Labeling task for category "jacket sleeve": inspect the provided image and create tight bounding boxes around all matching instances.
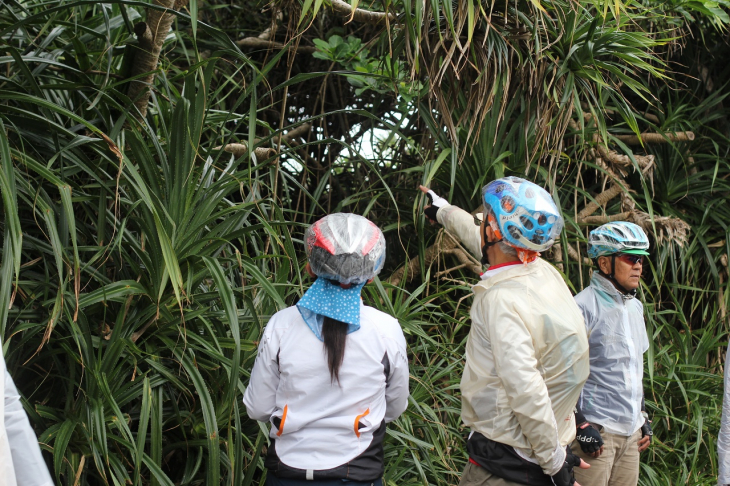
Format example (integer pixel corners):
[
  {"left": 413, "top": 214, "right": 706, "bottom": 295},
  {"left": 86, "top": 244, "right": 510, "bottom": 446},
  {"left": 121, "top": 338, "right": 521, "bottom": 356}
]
[
  {"left": 718, "top": 347, "right": 730, "bottom": 485},
  {"left": 636, "top": 301, "right": 650, "bottom": 354},
  {"left": 574, "top": 292, "right": 594, "bottom": 410},
  {"left": 384, "top": 323, "right": 409, "bottom": 423},
  {"left": 436, "top": 205, "right": 483, "bottom": 260},
  {"left": 3, "top": 357, "right": 54, "bottom": 486},
  {"left": 475, "top": 288, "right": 566, "bottom": 476},
  {"left": 243, "top": 326, "right": 280, "bottom": 422}
]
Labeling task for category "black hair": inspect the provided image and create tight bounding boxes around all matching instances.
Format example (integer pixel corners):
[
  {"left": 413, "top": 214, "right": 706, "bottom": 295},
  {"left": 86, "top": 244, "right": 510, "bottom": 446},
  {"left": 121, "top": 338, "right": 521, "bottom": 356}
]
[{"left": 322, "top": 316, "right": 348, "bottom": 384}]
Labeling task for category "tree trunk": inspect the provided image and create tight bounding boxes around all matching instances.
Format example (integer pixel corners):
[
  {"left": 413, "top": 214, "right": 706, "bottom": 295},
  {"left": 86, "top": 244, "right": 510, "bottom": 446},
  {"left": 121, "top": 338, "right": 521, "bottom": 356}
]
[{"left": 127, "top": 0, "right": 188, "bottom": 119}]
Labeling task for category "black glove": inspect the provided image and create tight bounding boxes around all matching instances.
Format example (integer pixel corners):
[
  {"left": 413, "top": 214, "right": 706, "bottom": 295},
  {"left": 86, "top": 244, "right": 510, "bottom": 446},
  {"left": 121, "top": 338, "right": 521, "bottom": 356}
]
[
  {"left": 641, "top": 418, "right": 653, "bottom": 443},
  {"left": 575, "top": 422, "right": 603, "bottom": 454},
  {"left": 551, "top": 450, "right": 582, "bottom": 486},
  {"left": 424, "top": 204, "right": 440, "bottom": 222},
  {"left": 422, "top": 188, "right": 449, "bottom": 223}
]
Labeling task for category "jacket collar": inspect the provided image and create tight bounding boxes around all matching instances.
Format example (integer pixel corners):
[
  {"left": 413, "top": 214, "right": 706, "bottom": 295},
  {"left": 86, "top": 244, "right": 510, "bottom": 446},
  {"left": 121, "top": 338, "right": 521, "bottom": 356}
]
[
  {"left": 591, "top": 272, "right": 635, "bottom": 303},
  {"left": 473, "top": 258, "right": 543, "bottom": 291}
]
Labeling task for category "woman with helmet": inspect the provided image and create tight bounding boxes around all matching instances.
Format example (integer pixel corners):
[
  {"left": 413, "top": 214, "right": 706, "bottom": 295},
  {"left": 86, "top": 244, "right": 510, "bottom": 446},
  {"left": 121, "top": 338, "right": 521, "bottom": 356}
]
[
  {"left": 243, "top": 213, "right": 409, "bottom": 486},
  {"left": 419, "top": 178, "right": 590, "bottom": 486},
  {"left": 570, "top": 222, "right": 653, "bottom": 486}
]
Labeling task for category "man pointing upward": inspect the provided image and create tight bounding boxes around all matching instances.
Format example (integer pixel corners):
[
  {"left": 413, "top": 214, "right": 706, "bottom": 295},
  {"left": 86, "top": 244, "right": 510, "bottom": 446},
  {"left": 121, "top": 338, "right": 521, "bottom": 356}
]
[{"left": 419, "top": 180, "right": 590, "bottom": 486}]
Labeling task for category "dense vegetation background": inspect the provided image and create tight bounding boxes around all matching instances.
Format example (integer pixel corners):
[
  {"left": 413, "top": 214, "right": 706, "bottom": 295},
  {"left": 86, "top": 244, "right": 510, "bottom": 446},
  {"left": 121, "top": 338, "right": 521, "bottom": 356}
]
[{"left": 1, "top": 0, "right": 729, "bottom": 484}]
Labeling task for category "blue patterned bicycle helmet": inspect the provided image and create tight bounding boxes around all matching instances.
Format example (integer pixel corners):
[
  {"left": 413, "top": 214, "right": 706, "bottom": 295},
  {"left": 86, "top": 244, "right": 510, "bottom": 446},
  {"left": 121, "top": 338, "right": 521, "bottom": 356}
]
[
  {"left": 482, "top": 177, "right": 564, "bottom": 252},
  {"left": 587, "top": 222, "right": 650, "bottom": 259}
]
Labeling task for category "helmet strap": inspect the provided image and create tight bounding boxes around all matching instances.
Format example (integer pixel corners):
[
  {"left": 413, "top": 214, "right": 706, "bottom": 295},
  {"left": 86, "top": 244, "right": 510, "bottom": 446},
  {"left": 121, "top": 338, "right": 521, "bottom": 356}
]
[
  {"left": 480, "top": 223, "right": 502, "bottom": 265},
  {"left": 608, "top": 253, "right": 616, "bottom": 282},
  {"left": 597, "top": 254, "right": 635, "bottom": 296}
]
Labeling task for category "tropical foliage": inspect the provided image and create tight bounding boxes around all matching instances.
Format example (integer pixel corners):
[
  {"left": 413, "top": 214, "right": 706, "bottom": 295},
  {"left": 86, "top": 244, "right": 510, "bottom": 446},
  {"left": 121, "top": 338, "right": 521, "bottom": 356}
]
[{"left": 0, "top": 0, "right": 729, "bottom": 485}]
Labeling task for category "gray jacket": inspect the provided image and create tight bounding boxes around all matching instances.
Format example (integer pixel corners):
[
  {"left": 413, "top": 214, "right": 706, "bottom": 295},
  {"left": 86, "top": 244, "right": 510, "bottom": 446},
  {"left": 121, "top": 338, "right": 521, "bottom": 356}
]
[{"left": 575, "top": 272, "right": 649, "bottom": 436}]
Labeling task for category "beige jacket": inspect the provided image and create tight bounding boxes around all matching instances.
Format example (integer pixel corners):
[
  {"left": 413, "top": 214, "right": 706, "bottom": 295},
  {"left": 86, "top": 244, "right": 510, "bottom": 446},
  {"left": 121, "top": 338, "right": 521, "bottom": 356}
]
[{"left": 438, "top": 205, "right": 590, "bottom": 476}]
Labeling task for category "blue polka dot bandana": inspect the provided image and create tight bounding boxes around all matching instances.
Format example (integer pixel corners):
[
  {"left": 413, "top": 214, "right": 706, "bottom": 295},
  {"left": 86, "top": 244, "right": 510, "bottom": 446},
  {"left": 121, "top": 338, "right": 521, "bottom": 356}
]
[{"left": 296, "top": 277, "right": 365, "bottom": 341}]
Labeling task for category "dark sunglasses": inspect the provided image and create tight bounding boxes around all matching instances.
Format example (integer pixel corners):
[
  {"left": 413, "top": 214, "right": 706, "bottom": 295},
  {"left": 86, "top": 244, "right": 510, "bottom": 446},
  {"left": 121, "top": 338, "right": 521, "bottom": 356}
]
[{"left": 617, "top": 253, "right": 644, "bottom": 265}]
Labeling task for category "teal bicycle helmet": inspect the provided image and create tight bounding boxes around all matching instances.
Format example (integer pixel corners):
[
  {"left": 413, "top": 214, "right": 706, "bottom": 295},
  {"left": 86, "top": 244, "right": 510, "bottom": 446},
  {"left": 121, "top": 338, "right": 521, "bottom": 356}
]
[{"left": 587, "top": 222, "right": 650, "bottom": 259}]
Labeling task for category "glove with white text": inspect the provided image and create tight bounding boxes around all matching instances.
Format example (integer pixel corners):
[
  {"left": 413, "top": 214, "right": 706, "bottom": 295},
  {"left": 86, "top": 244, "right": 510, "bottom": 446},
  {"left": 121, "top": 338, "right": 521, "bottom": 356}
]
[{"left": 575, "top": 422, "right": 603, "bottom": 454}]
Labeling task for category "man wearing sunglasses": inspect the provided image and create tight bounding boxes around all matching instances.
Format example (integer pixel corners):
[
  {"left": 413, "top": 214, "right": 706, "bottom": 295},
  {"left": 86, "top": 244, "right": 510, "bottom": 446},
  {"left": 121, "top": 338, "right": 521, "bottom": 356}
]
[{"left": 571, "top": 222, "right": 653, "bottom": 486}]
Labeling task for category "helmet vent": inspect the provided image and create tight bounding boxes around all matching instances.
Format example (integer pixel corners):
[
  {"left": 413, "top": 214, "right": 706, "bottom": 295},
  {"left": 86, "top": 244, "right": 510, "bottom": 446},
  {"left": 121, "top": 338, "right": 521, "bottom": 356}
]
[
  {"left": 520, "top": 215, "right": 534, "bottom": 230},
  {"left": 501, "top": 196, "right": 516, "bottom": 213},
  {"left": 481, "top": 177, "right": 563, "bottom": 252}
]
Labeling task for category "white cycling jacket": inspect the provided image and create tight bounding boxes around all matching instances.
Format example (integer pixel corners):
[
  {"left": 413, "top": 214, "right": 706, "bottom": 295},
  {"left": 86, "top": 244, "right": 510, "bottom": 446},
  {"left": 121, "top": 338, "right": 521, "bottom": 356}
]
[
  {"left": 0, "top": 350, "right": 54, "bottom": 486},
  {"left": 719, "top": 347, "right": 730, "bottom": 485},
  {"left": 575, "top": 272, "right": 649, "bottom": 436},
  {"left": 437, "top": 204, "right": 590, "bottom": 476},
  {"left": 243, "top": 305, "right": 409, "bottom": 472}
]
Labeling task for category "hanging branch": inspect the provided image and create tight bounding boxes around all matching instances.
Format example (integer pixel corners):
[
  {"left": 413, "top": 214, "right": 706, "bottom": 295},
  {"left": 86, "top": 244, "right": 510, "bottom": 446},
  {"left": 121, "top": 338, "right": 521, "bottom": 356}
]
[
  {"left": 576, "top": 184, "right": 626, "bottom": 222},
  {"left": 216, "top": 144, "right": 277, "bottom": 160},
  {"left": 595, "top": 146, "right": 655, "bottom": 173},
  {"left": 580, "top": 211, "right": 632, "bottom": 225},
  {"left": 213, "top": 124, "right": 312, "bottom": 160},
  {"left": 628, "top": 211, "right": 691, "bottom": 246},
  {"left": 442, "top": 247, "right": 482, "bottom": 273},
  {"left": 330, "top": 0, "right": 396, "bottom": 24},
  {"left": 570, "top": 116, "right": 694, "bottom": 178},
  {"left": 127, "top": 0, "right": 189, "bottom": 119},
  {"left": 565, "top": 243, "right": 593, "bottom": 265},
  {"left": 236, "top": 10, "right": 316, "bottom": 52},
  {"left": 254, "top": 11, "right": 280, "bottom": 41},
  {"left": 279, "top": 123, "right": 312, "bottom": 145},
  {"left": 613, "top": 131, "right": 695, "bottom": 145},
  {"left": 552, "top": 243, "right": 564, "bottom": 271},
  {"left": 387, "top": 230, "right": 481, "bottom": 286}
]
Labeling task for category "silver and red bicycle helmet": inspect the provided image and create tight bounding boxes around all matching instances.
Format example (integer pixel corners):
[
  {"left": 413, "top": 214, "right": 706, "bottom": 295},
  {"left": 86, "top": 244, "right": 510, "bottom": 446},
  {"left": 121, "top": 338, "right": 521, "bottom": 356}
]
[{"left": 304, "top": 213, "right": 386, "bottom": 286}]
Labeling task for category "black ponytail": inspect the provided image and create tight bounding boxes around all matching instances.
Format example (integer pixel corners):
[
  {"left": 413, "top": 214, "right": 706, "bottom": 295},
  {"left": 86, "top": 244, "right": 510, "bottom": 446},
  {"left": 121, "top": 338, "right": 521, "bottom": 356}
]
[{"left": 322, "top": 316, "right": 348, "bottom": 384}]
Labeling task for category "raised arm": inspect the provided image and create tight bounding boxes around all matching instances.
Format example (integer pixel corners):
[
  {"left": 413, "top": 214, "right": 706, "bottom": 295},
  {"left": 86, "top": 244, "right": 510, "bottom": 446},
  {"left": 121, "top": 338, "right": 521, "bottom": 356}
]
[{"left": 419, "top": 185, "right": 482, "bottom": 259}]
